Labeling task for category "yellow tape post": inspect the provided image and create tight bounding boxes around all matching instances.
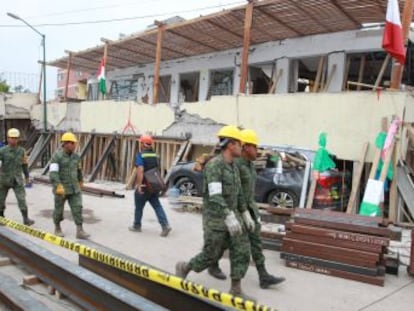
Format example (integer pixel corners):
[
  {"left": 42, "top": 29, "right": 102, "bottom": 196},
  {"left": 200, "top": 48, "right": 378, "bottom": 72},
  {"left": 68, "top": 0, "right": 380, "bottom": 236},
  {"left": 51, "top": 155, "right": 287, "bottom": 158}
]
[{"left": 0, "top": 217, "right": 276, "bottom": 311}]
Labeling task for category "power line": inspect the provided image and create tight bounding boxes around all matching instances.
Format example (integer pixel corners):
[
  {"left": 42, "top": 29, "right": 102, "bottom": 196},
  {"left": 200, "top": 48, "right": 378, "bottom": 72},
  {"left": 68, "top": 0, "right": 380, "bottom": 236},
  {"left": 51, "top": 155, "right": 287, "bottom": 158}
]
[
  {"left": 20, "top": 0, "right": 163, "bottom": 19},
  {"left": 0, "top": 2, "right": 244, "bottom": 28}
]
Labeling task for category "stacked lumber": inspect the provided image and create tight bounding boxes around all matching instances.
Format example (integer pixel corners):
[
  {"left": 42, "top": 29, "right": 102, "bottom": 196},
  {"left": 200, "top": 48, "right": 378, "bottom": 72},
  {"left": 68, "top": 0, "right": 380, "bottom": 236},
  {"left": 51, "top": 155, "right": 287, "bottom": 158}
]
[{"left": 281, "top": 209, "right": 393, "bottom": 286}]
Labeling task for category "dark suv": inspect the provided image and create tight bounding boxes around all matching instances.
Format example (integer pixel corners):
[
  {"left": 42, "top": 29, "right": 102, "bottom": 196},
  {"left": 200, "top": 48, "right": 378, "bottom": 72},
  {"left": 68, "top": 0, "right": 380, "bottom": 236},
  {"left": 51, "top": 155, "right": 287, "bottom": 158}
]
[{"left": 169, "top": 146, "right": 351, "bottom": 210}]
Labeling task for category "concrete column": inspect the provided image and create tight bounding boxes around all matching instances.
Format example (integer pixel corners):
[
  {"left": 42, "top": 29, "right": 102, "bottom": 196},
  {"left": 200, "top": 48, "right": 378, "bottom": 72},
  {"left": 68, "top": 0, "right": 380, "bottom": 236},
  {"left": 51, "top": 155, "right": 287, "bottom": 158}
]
[
  {"left": 289, "top": 59, "right": 299, "bottom": 93},
  {"left": 199, "top": 69, "right": 210, "bottom": 101},
  {"left": 327, "top": 52, "right": 346, "bottom": 92},
  {"left": 275, "top": 58, "right": 290, "bottom": 94},
  {"left": 170, "top": 72, "right": 180, "bottom": 104}
]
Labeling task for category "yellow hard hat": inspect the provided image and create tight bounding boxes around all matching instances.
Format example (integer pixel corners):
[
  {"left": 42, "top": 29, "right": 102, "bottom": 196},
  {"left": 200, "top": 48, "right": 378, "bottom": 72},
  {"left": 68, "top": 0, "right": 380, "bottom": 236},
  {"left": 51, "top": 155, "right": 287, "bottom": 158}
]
[
  {"left": 217, "top": 125, "right": 241, "bottom": 141},
  {"left": 240, "top": 129, "right": 259, "bottom": 146},
  {"left": 61, "top": 132, "right": 78, "bottom": 143},
  {"left": 7, "top": 128, "right": 20, "bottom": 138}
]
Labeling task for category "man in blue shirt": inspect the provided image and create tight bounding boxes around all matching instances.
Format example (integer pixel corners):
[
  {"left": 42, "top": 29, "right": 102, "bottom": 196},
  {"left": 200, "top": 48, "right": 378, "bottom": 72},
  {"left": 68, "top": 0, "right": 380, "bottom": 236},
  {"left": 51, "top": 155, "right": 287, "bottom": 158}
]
[{"left": 129, "top": 134, "right": 171, "bottom": 237}]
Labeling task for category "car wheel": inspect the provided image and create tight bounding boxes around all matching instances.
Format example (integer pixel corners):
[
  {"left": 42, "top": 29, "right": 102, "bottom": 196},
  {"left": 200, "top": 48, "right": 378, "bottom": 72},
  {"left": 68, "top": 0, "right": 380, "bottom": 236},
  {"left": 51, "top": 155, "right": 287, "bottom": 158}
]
[
  {"left": 175, "top": 177, "right": 199, "bottom": 196},
  {"left": 267, "top": 189, "right": 298, "bottom": 208}
]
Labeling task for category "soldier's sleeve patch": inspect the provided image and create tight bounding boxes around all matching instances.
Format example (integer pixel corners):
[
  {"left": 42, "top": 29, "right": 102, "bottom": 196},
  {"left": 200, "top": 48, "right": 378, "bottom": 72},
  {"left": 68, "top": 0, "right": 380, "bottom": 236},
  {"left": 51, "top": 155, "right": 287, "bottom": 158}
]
[
  {"left": 50, "top": 163, "right": 59, "bottom": 172},
  {"left": 208, "top": 182, "right": 222, "bottom": 195}
]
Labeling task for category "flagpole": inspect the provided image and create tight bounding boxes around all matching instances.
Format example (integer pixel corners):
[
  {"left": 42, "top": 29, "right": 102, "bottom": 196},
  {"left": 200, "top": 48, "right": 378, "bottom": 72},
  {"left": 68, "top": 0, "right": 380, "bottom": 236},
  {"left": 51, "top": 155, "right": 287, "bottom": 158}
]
[{"left": 390, "top": 0, "right": 414, "bottom": 89}]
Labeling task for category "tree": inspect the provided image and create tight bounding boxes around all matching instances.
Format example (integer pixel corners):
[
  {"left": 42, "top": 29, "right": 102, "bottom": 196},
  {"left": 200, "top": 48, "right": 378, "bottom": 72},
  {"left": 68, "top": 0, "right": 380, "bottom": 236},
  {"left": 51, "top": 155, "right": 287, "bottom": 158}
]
[{"left": 0, "top": 79, "right": 10, "bottom": 93}]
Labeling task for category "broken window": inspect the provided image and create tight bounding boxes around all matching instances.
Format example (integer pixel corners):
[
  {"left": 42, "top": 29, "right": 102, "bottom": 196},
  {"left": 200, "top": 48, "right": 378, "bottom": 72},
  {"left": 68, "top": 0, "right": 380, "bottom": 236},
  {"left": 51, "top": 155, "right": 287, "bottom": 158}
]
[
  {"left": 157, "top": 75, "right": 172, "bottom": 103},
  {"left": 294, "top": 56, "right": 326, "bottom": 93},
  {"left": 109, "top": 79, "right": 138, "bottom": 101},
  {"left": 207, "top": 69, "right": 234, "bottom": 99},
  {"left": 248, "top": 65, "right": 272, "bottom": 94},
  {"left": 179, "top": 72, "right": 200, "bottom": 103},
  {"left": 344, "top": 52, "right": 392, "bottom": 91}
]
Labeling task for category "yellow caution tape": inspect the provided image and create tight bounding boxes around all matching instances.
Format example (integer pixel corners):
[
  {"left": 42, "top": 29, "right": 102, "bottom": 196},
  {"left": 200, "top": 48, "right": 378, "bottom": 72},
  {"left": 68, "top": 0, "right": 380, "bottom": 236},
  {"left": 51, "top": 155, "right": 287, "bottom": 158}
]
[{"left": 0, "top": 217, "right": 276, "bottom": 311}]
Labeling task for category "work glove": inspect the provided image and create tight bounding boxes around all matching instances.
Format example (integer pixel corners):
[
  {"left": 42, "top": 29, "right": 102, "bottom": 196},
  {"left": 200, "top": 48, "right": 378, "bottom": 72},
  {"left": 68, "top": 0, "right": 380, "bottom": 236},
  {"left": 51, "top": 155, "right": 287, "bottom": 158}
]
[
  {"left": 55, "top": 184, "right": 65, "bottom": 196},
  {"left": 224, "top": 211, "right": 242, "bottom": 237},
  {"left": 242, "top": 210, "right": 256, "bottom": 232},
  {"left": 79, "top": 181, "right": 84, "bottom": 188}
]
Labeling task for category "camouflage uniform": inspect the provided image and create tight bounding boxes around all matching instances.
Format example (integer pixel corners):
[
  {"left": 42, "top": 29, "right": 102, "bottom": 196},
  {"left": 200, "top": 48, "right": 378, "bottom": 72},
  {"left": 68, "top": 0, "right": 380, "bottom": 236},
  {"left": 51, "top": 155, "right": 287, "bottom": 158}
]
[
  {"left": 189, "top": 154, "right": 251, "bottom": 280},
  {"left": 236, "top": 157, "right": 265, "bottom": 268},
  {"left": 0, "top": 145, "right": 30, "bottom": 216},
  {"left": 49, "top": 149, "right": 83, "bottom": 225}
]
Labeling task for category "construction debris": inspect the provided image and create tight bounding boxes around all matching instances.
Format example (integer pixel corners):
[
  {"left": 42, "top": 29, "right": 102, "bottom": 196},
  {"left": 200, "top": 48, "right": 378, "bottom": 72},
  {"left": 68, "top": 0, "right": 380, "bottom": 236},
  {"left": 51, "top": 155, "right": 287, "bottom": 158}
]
[{"left": 281, "top": 209, "right": 401, "bottom": 286}]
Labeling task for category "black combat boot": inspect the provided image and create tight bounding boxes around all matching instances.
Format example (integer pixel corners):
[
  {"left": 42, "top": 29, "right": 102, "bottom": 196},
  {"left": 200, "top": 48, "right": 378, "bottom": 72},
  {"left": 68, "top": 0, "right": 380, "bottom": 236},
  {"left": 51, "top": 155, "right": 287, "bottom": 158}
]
[
  {"left": 229, "top": 279, "right": 256, "bottom": 302},
  {"left": 208, "top": 263, "right": 227, "bottom": 280},
  {"left": 22, "top": 211, "right": 34, "bottom": 226},
  {"left": 257, "top": 265, "right": 285, "bottom": 289},
  {"left": 175, "top": 261, "right": 191, "bottom": 278}
]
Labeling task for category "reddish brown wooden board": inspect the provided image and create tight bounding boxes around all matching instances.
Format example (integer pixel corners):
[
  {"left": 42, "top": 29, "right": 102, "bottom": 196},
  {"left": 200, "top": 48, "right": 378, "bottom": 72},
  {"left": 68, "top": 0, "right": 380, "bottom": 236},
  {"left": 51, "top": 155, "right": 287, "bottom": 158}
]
[
  {"left": 285, "top": 232, "right": 383, "bottom": 253},
  {"left": 288, "top": 224, "right": 389, "bottom": 247},
  {"left": 285, "top": 260, "right": 385, "bottom": 287}
]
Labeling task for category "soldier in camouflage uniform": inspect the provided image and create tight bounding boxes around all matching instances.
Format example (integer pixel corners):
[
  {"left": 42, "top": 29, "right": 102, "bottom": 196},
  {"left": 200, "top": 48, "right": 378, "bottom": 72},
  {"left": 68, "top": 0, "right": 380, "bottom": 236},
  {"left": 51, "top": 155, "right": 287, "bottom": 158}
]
[
  {"left": 209, "top": 129, "right": 285, "bottom": 288},
  {"left": 176, "top": 125, "right": 256, "bottom": 300},
  {"left": 0, "top": 128, "right": 34, "bottom": 225},
  {"left": 49, "top": 132, "right": 89, "bottom": 239}
]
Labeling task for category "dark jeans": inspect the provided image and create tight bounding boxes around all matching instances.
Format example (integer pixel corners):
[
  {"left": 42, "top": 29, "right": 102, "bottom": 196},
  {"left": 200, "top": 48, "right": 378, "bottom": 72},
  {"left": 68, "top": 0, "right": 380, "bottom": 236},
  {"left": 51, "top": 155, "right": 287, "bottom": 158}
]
[{"left": 134, "top": 190, "right": 169, "bottom": 228}]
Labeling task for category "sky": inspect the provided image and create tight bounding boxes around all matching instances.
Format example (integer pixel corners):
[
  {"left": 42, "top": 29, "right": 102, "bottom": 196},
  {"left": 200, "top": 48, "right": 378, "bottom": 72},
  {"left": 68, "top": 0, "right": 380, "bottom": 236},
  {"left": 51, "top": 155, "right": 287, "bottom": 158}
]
[{"left": 0, "top": 0, "right": 244, "bottom": 98}]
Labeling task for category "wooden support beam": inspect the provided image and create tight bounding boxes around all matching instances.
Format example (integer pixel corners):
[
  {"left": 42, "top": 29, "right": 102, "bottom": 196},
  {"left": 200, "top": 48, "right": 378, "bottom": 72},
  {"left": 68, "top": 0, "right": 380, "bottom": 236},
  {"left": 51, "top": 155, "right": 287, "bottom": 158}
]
[
  {"left": 28, "top": 133, "right": 53, "bottom": 169},
  {"left": 346, "top": 142, "right": 369, "bottom": 214},
  {"left": 153, "top": 23, "right": 165, "bottom": 104},
  {"left": 357, "top": 55, "right": 366, "bottom": 91},
  {"left": 88, "top": 135, "right": 116, "bottom": 182},
  {"left": 239, "top": 0, "right": 254, "bottom": 94},
  {"left": 390, "top": 0, "right": 414, "bottom": 89},
  {"left": 313, "top": 56, "right": 325, "bottom": 92},
  {"left": 374, "top": 54, "right": 391, "bottom": 90},
  {"left": 64, "top": 52, "right": 72, "bottom": 101}
]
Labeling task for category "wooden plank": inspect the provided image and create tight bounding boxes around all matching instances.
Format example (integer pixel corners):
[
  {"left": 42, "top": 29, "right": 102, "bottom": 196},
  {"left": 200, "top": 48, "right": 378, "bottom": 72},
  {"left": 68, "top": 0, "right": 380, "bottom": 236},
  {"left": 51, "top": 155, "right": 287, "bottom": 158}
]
[
  {"left": 238, "top": 0, "right": 254, "bottom": 94},
  {"left": 285, "top": 260, "right": 384, "bottom": 286},
  {"left": 285, "top": 232, "right": 383, "bottom": 253},
  {"left": 293, "top": 217, "right": 391, "bottom": 238},
  {"left": 313, "top": 56, "right": 325, "bottom": 92},
  {"left": 374, "top": 54, "right": 390, "bottom": 90},
  {"left": 164, "top": 141, "right": 189, "bottom": 183},
  {"left": 28, "top": 133, "right": 53, "bottom": 169},
  {"left": 88, "top": 136, "right": 116, "bottom": 182},
  {"left": 182, "top": 142, "right": 192, "bottom": 162},
  {"left": 153, "top": 23, "right": 165, "bottom": 104},
  {"left": 346, "top": 142, "right": 369, "bottom": 213},
  {"left": 356, "top": 55, "right": 366, "bottom": 91},
  {"left": 283, "top": 238, "right": 380, "bottom": 262},
  {"left": 281, "top": 253, "right": 384, "bottom": 276},
  {"left": 388, "top": 141, "right": 400, "bottom": 223},
  {"left": 282, "top": 239, "right": 380, "bottom": 268},
  {"left": 305, "top": 177, "right": 317, "bottom": 209},
  {"left": 64, "top": 52, "right": 72, "bottom": 101},
  {"left": 288, "top": 224, "right": 389, "bottom": 247}
]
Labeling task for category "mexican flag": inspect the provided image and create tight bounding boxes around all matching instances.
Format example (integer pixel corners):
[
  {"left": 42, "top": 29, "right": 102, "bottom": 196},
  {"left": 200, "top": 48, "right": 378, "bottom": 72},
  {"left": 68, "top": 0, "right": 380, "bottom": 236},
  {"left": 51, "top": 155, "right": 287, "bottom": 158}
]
[
  {"left": 97, "top": 58, "right": 107, "bottom": 95},
  {"left": 382, "top": 0, "right": 405, "bottom": 64}
]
